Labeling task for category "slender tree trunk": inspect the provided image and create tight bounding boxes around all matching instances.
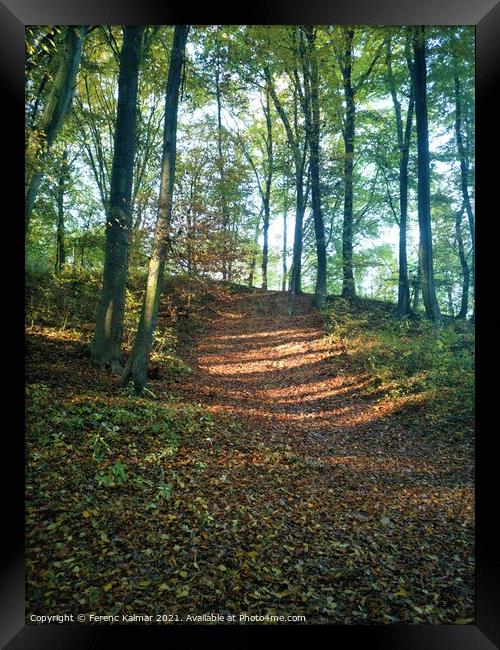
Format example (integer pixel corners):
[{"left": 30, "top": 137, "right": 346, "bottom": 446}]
[
  {"left": 453, "top": 65, "right": 475, "bottom": 322},
  {"left": 261, "top": 85, "right": 273, "bottom": 290},
  {"left": 302, "top": 27, "right": 327, "bottom": 309},
  {"left": 339, "top": 28, "right": 356, "bottom": 300},
  {"left": 55, "top": 149, "right": 69, "bottom": 274},
  {"left": 247, "top": 216, "right": 261, "bottom": 287},
  {"left": 290, "top": 176, "right": 305, "bottom": 298},
  {"left": 387, "top": 36, "right": 414, "bottom": 317},
  {"left": 90, "top": 26, "right": 144, "bottom": 370},
  {"left": 282, "top": 179, "right": 288, "bottom": 292},
  {"left": 412, "top": 27, "right": 441, "bottom": 323},
  {"left": 215, "top": 44, "right": 230, "bottom": 281},
  {"left": 261, "top": 194, "right": 270, "bottom": 290},
  {"left": 266, "top": 68, "right": 306, "bottom": 309},
  {"left": 25, "top": 26, "right": 87, "bottom": 232},
  {"left": 455, "top": 207, "right": 470, "bottom": 319},
  {"left": 122, "top": 25, "right": 188, "bottom": 394}
]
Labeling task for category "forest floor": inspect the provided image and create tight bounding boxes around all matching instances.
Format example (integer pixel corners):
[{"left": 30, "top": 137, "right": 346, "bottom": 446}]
[{"left": 26, "top": 288, "right": 474, "bottom": 625}]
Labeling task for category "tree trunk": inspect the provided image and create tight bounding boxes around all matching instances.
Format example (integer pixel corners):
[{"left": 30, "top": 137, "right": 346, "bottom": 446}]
[
  {"left": 266, "top": 68, "right": 306, "bottom": 309},
  {"left": 282, "top": 179, "right": 288, "bottom": 292},
  {"left": 339, "top": 28, "right": 357, "bottom": 300},
  {"left": 455, "top": 208, "right": 470, "bottom": 319},
  {"left": 247, "top": 216, "right": 261, "bottom": 287},
  {"left": 289, "top": 177, "right": 305, "bottom": 299},
  {"left": 261, "top": 194, "right": 270, "bottom": 290},
  {"left": 90, "top": 26, "right": 144, "bottom": 370},
  {"left": 25, "top": 26, "right": 87, "bottom": 232},
  {"left": 303, "top": 27, "right": 327, "bottom": 309},
  {"left": 453, "top": 64, "right": 475, "bottom": 322},
  {"left": 261, "top": 85, "right": 273, "bottom": 290},
  {"left": 412, "top": 27, "right": 441, "bottom": 323},
  {"left": 387, "top": 36, "right": 414, "bottom": 318},
  {"left": 215, "top": 43, "right": 230, "bottom": 281},
  {"left": 55, "top": 149, "right": 69, "bottom": 274},
  {"left": 122, "top": 25, "right": 188, "bottom": 394}
]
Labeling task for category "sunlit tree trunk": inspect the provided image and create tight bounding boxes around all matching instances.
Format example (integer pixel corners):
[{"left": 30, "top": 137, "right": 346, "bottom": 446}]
[
  {"left": 90, "top": 26, "right": 144, "bottom": 370},
  {"left": 412, "top": 26, "right": 441, "bottom": 323},
  {"left": 247, "top": 215, "right": 261, "bottom": 288},
  {"left": 122, "top": 25, "right": 188, "bottom": 394},
  {"left": 261, "top": 85, "right": 273, "bottom": 290},
  {"left": 266, "top": 68, "right": 307, "bottom": 309},
  {"left": 25, "top": 26, "right": 87, "bottom": 232},
  {"left": 387, "top": 35, "right": 414, "bottom": 318},
  {"left": 282, "top": 179, "right": 288, "bottom": 292}
]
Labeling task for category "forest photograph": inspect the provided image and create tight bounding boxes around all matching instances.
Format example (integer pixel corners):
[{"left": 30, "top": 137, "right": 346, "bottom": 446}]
[{"left": 25, "top": 24, "right": 475, "bottom": 626}]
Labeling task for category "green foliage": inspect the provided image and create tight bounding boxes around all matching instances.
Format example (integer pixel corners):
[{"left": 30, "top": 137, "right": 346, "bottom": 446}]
[
  {"left": 26, "top": 269, "right": 101, "bottom": 331},
  {"left": 327, "top": 298, "right": 474, "bottom": 432}
]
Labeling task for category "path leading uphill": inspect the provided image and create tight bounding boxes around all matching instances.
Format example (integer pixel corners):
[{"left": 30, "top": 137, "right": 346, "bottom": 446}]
[{"left": 169, "top": 290, "right": 474, "bottom": 623}]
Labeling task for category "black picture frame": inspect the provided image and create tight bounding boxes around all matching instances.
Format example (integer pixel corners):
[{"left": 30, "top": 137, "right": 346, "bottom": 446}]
[{"left": 7, "top": 0, "right": 499, "bottom": 647}]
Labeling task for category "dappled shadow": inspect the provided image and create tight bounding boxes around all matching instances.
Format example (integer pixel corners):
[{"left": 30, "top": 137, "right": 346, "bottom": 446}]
[{"left": 26, "top": 288, "right": 474, "bottom": 624}]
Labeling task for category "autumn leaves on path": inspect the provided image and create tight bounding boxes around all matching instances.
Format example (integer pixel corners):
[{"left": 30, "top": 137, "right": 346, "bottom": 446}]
[{"left": 172, "top": 290, "right": 474, "bottom": 623}]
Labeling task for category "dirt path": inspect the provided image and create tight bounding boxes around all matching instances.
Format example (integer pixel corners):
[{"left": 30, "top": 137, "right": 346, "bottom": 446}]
[{"left": 169, "top": 290, "right": 474, "bottom": 623}]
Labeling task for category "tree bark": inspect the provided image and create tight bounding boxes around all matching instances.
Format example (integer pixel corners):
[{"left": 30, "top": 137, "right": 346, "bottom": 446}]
[
  {"left": 339, "top": 28, "right": 356, "bottom": 300},
  {"left": 455, "top": 207, "right": 470, "bottom": 319},
  {"left": 266, "top": 68, "right": 307, "bottom": 308},
  {"left": 282, "top": 178, "right": 289, "bottom": 292},
  {"left": 247, "top": 215, "right": 261, "bottom": 288},
  {"left": 90, "top": 26, "right": 144, "bottom": 370},
  {"left": 412, "top": 27, "right": 441, "bottom": 323},
  {"left": 122, "top": 25, "right": 188, "bottom": 394},
  {"left": 25, "top": 26, "right": 87, "bottom": 232},
  {"left": 261, "top": 84, "right": 273, "bottom": 290},
  {"left": 55, "top": 149, "right": 69, "bottom": 274},
  {"left": 387, "top": 36, "right": 414, "bottom": 317},
  {"left": 215, "top": 39, "right": 230, "bottom": 281},
  {"left": 453, "top": 62, "right": 475, "bottom": 321},
  {"left": 302, "top": 27, "right": 327, "bottom": 309}
]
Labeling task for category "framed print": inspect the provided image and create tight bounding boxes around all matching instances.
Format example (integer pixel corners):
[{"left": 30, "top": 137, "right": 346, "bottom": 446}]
[{"left": 5, "top": 0, "right": 499, "bottom": 647}]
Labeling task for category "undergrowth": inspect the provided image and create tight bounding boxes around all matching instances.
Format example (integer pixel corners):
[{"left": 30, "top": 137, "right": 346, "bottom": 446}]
[{"left": 327, "top": 298, "right": 474, "bottom": 434}]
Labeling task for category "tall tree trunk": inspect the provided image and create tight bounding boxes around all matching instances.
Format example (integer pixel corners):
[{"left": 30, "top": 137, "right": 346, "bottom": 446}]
[
  {"left": 261, "top": 194, "right": 270, "bottom": 290},
  {"left": 122, "top": 25, "right": 188, "bottom": 394},
  {"left": 453, "top": 62, "right": 475, "bottom": 321},
  {"left": 282, "top": 178, "right": 288, "bottom": 292},
  {"left": 290, "top": 177, "right": 305, "bottom": 299},
  {"left": 342, "top": 28, "right": 356, "bottom": 300},
  {"left": 261, "top": 84, "right": 273, "bottom": 290},
  {"left": 55, "top": 149, "right": 69, "bottom": 274},
  {"left": 90, "top": 26, "right": 144, "bottom": 370},
  {"left": 302, "top": 27, "right": 327, "bottom": 309},
  {"left": 25, "top": 26, "right": 87, "bottom": 232},
  {"left": 455, "top": 207, "right": 470, "bottom": 319},
  {"left": 266, "top": 68, "right": 306, "bottom": 309},
  {"left": 339, "top": 28, "right": 356, "bottom": 300},
  {"left": 412, "top": 27, "right": 441, "bottom": 323},
  {"left": 387, "top": 36, "right": 414, "bottom": 317},
  {"left": 215, "top": 42, "right": 230, "bottom": 281},
  {"left": 247, "top": 215, "right": 261, "bottom": 287}
]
